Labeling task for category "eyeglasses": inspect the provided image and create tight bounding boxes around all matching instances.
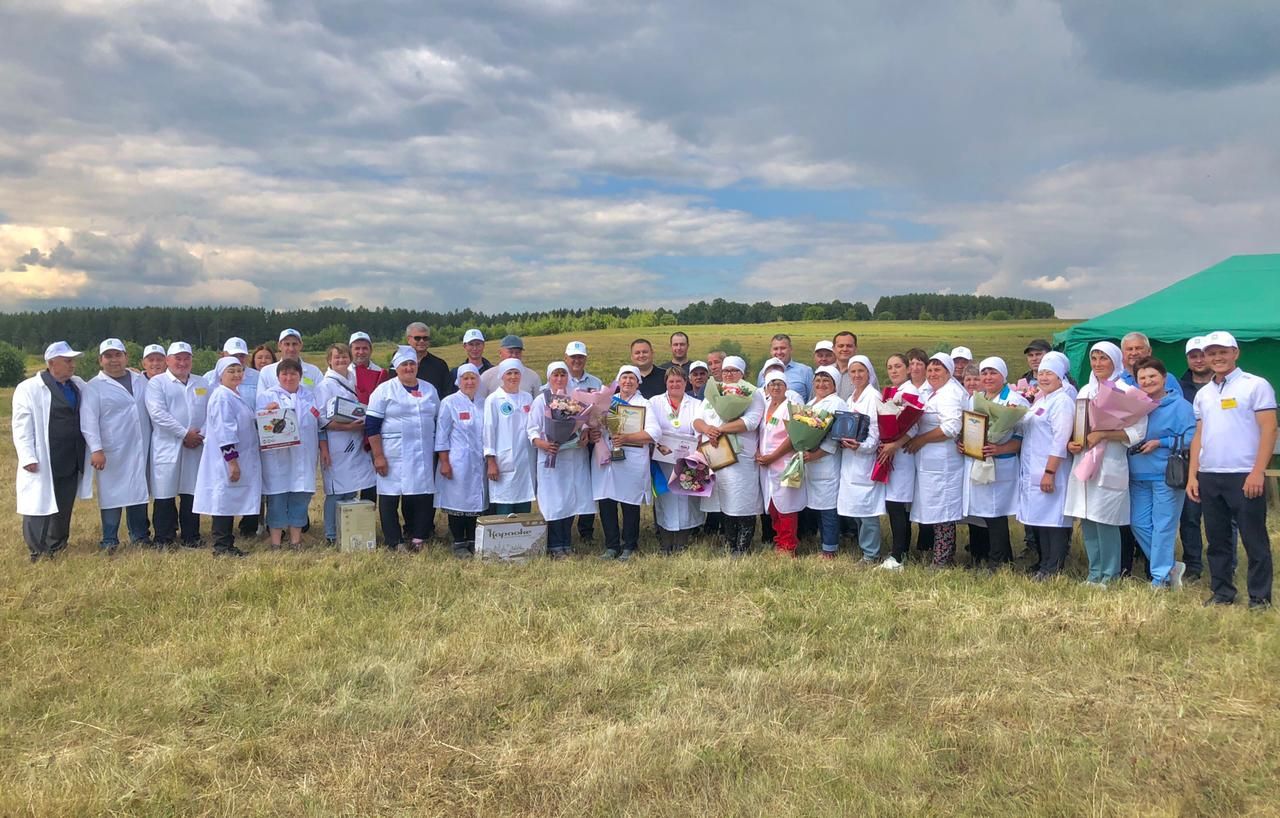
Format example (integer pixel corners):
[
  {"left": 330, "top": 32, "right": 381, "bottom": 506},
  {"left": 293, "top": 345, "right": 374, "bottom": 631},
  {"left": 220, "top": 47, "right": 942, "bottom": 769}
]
[{"left": 411, "top": 335, "right": 430, "bottom": 342}]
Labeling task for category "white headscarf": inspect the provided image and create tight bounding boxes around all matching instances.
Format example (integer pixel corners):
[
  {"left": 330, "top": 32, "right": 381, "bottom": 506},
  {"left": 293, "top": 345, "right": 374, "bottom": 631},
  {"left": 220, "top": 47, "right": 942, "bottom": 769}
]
[
  {"left": 497, "top": 358, "right": 522, "bottom": 376},
  {"left": 763, "top": 371, "right": 787, "bottom": 386},
  {"left": 814, "top": 364, "right": 841, "bottom": 385},
  {"left": 978, "top": 356, "right": 1008, "bottom": 381},
  {"left": 848, "top": 354, "right": 879, "bottom": 388},
  {"left": 616, "top": 365, "right": 642, "bottom": 381},
  {"left": 1038, "top": 351, "right": 1070, "bottom": 380},
  {"left": 722, "top": 355, "right": 747, "bottom": 374},
  {"left": 1087, "top": 341, "right": 1123, "bottom": 388},
  {"left": 928, "top": 352, "right": 955, "bottom": 377},
  {"left": 546, "top": 360, "right": 569, "bottom": 380},
  {"left": 454, "top": 362, "right": 480, "bottom": 386},
  {"left": 391, "top": 345, "right": 417, "bottom": 369},
  {"left": 213, "top": 355, "right": 243, "bottom": 383}
]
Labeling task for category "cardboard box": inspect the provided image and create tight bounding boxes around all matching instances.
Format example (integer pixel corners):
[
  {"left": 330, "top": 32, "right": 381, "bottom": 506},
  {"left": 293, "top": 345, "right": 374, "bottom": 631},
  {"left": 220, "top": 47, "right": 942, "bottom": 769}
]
[
  {"left": 256, "top": 407, "right": 301, "bottom": 450},
  {"left": 337, "top": 499, "right": 377, "bottom": 552},
  {"left": 327, "top": 395, "right": 366, "bottom": 423},
  {"left": 475, "top": 513, "right": 547, "bottom": 563}
]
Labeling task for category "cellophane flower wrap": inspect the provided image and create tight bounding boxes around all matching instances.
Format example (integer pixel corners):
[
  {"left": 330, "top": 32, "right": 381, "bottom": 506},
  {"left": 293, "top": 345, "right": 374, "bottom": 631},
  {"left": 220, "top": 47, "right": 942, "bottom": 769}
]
[
  {"left": 543, "top": 393, "right": 586, "bottom": 468},
  {"left": 871, "top": 387, "right": 925, "bottom": 483},
  {"left": 570, "top": 383, "right": 620, "bottom": 466},
  {"left": 1014, "top": 377, "right": 1040, "bottom": 404},
  {"left": 704, "top": 380, "right": 757, "bottom": 422},
  {"left": 1071, "top": 378, "right": 1157, "bottom": 482},
  {"left": 969, "top": 390, "right": 1030, "bottom": 484},
  {"left": 779, "top": 403, "right": 834, "bottom": 489},
  {"left": 667, "top": 452, "right": 714, "bottom": 497}
]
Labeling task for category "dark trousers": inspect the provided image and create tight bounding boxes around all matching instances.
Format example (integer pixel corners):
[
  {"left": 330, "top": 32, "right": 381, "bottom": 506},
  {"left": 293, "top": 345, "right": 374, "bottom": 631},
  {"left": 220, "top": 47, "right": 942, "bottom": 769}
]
[
  {"left": 211, "top": 515, "right": 237, "bottom": 552},
  {"left": 1119, "top": 525, "right": 1150, "bottom": 580},
  {"left": 1200, "top": 472, "right": 1272, "bottom": 604},
  {"left": 598, "top": 499, "right": 640, "bottom": 552},
  {"left": 759, "top": 511, "right": 775, "bottom": 543},
  {"left": 22, "top": 472, "right": 79, "bottom": 558},
  {"left": 547, "top": 517, "right": 574, "bottom": 554},
  {"left": 703, "top": 510, "right": 723, "bottom": 537},
  {"left": 798, "top": 507, "right": 820, "bottom": 540},
  {"left": 1180, "top": 497, "right": 1237, "bottom": 574},
  {"left": 1034, "top": 525, "right": 1072, "bottom": 575},
  {"left": 380, "top": 493, "right": 433, "bottom": 546},
  {"left": 721, "top": 514, "right": 756, "bottom": 553},
  {"left": 153, "top": 494, "right": 199, "bottom": 545},
  {"left": 969, "top": 517, "right": 1013, "bottom": 566},
  {"left": 886, "top": 501, "right": 911, "bottom": 560},
  {"left": 447, "top": 514, "right": 477, "bottom": 546},
  {"left": 576, "top": 513, "right": 596, "bottom": 543},
  {"left": 239, "top": 513, "right": 261, "bottom": 537},
  {"left": 917, "top": 523, "right": 935, "bottom": 551}
]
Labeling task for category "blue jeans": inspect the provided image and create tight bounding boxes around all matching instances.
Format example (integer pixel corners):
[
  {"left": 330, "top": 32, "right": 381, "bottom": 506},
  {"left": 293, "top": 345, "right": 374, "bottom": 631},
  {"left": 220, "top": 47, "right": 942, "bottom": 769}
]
[
  {"left": 100, "top": 504, "right": 150, "bottom": 547},
  {"left": 266, "top": 492, "right": 313, "bottom": 530},
  {"left": 820, "top": 508, "right": 880, "bottom": 559},
  {"left": 1081, "top": 520, "right": 1121, "bottom": 582},
  {"left": 1130, "top": 478, "right": 1184, "bottom": 586}
]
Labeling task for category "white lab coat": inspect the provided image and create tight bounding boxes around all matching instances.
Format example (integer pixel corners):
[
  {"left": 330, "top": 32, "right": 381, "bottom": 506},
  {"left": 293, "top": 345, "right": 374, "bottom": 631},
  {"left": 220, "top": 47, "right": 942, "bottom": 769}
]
[
  {"left": 1063, "top": 379, "right": 1146, "bottom": 526},
  {"left": 758, "top": 398, "right": 807, "bottom": 514},
  {"left": 435, "top": 391, "right": 487, "bottom": 514},
  {"left": 910, "top": 379, "right": 967, "bottom": 525},
  {"left": 80, "top": 370, "right": 151, "bottom": 509},
  {"left": 529, "top": 391, "right": 595, "bottom": 521},
  {"left": 476, "top": 363, "right": 541, "bottom": 405},
  {"left": 964, "top": 387, "right": 1030, "bottom": 518},
  {"left": 11, "top": 373, "right": 93, "bottom": 516},
  {"left": 366, "top": 378, "right": 439, "bottom": 496},
  {"left": 883, "top": 382, "right": 921, "bottom": 504},
  {"left": 314, "top": 370, "right": 376, "bottom": 496},
  {"left": 593, "top": 392, "right": 661, "bottom": 506},
  {"left": 837, "top": 386, "right": 885, "bottom": 518},
  {"left": 146, "top": 370, "right": 209, "bottom": 499},
  {"left": 804, "top": 393, "right": 846, "bottom": 511},
  {"left": 649, "top": 392, "right": 706, "bottom": 530},
  {"left": 256, "top": 385, "right": 321, "bottom": 495},
  {"left": 483, "top": 388, "right": 536, "bottom": 504},
  {"left": 1017, "top": 388, "right": 1074, "bottom": 528},
  {"left": 193, "top": 385, "right": 263, "bottom": 517},
  {"left": 258, "top": 359, "right": 323, "bottom": 392},
  {"left": 697, "top": 389, "right": 764, "bottom": 516}
]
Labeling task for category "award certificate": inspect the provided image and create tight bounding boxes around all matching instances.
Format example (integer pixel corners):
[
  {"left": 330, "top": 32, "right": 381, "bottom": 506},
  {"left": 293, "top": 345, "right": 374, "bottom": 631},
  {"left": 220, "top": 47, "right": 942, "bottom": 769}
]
[
  {"left": 961, "top": 410, "right": 989, "bottom": 460},
  {"left": 1072, "top": 398, "right": 1090, "bottom": 448},
  {"left": 697, "top": 434, "right": 739, "bottom": 471}
]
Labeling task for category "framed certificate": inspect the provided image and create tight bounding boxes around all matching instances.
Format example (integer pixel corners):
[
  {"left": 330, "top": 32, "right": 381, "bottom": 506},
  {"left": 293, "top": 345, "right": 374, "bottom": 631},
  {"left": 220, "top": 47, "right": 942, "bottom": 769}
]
[
  {"left": 1072, "top": 397, "right": 1090, "bottom": 448},
  {"left": 697, "top": 434, "right": 739, "bottom": 471},
  {"left": 653, "top": 432, "right": 697, "bottom": 464},
  {"left": 614, "top": 404, "right": 647, "bottom": 445},
  {"left": 961, "top": 410, "right": 988, "bottom": 459}
]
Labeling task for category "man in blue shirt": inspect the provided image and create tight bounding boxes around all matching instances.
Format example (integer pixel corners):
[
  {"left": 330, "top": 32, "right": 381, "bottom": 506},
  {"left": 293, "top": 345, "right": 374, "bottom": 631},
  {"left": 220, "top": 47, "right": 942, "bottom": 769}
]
[{"left": 755, "top": 333, "right": 813, "bottom": 402}]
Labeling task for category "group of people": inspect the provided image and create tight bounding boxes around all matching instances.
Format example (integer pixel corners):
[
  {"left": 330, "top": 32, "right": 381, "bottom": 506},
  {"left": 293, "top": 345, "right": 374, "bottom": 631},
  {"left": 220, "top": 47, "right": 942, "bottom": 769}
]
[{"left": 11, "top": 322, "right": 1277, "bottom": 608}]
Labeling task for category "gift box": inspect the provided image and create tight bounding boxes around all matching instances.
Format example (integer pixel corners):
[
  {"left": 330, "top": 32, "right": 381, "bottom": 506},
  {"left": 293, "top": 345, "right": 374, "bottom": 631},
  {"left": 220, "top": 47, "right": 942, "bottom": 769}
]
[
  {"left": 832, "top": 410, "right": 870, "bottom": 443},
  {"left": 336, "top": 499, "right": 376, "bottom": 552},
  {"left": 327, "top": 395, "right": 366, "bottom": 423},
  {"left": 475, "top": 513, "right": 548, "bottom": 563},
  {"left": 256, "top": 407, "right": 301, "bottom": 450}
]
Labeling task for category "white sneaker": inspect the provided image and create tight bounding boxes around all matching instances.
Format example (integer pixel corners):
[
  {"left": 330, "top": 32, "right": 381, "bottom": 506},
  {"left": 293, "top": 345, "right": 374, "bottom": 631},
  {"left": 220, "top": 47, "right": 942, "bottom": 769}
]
[
  {"left": 877, "top": 556, "right": 904, "bottom": 571},
  {"left": 1169, "top": 561, "right": 1186, "bottom": 591}
]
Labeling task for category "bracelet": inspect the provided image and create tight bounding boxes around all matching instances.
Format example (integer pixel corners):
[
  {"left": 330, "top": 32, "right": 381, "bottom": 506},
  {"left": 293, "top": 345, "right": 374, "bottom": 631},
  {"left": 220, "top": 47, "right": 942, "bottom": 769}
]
[{"left": 1044, "top": 469, "right": 1055, "bottom": 475}]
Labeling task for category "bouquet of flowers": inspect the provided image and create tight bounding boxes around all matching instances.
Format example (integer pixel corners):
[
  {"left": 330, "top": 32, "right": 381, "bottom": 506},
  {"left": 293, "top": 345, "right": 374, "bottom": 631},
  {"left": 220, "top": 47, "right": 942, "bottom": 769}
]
[
  {"left": 543, "top": 394, "right": 586, "bottom": 468},
  {"left": 704, "top": 380, "right": 757, "bottom": 422},
  {"left": 1071, "top": 378, "right": 1157, "bottom": 482},
  {"left": 871, "top": 387, "right": 925, "bottom": 483},
  {"left": 968, "top": 392, "right": 1030, "bottom": 484},
  {"left": 1014, "top": 377, "right": 1039, "bottom": 404},
  {"left": 667, "top": 453, "right": 715, "bottom": 497},
  {"left": 570, "top": 383, "right": 620, "bottom": 466},
  {"left": 779, "top": 403, "right": 835, "bottom": 489}
]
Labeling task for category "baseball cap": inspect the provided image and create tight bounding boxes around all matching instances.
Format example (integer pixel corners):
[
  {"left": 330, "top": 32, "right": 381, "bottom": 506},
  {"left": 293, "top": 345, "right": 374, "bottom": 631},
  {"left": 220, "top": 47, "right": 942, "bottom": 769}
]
[
  {"left": 814, "top": 340, "right": 834, "bottom": 352},
  {"left": 1184, "top": 336, "right": 1205, "bottom": 354},
  {"left": 167, "top": 341, "right": 193, "bottom": 356},
  {"left": 762, "top": 356, "right": 784, "bottom": 371},
  {"left": 688, "top": 360, "right": 709, "bottom": 372},
  {"left": 278, "top": 328, "right": 302, "bottom": 342},
  {"left": 950, "top": 346, "right": 973, "bottom": 360},
  {"left": 565, "top": 341, "right": 588, "bottom": 357},
  {"left": 99, "top": 338, "right": 126, "bottom": 355},
  {"left": 349, "top": 331, "right": 372, "bottom": 345},
  {"left": 1201, "top": 330, "right": 1237, "bottom": 349},
  {"left": 1023, "top": 339, "right": 1052, "bottom": 354},
  {"left": 44, "top": 341, "right": 83, "bottom": 361},
  {"left": 222, "top": 337, "right": 249, "bottom": 356},
  {"left": 501, "top": 335, "right": 524, "bottom": 350},
  {"left": 463, "top": 329, "right": 485, "bottom": 344},
  {"left": 143, "top": 344, "right": 166, "bottom": 358}
]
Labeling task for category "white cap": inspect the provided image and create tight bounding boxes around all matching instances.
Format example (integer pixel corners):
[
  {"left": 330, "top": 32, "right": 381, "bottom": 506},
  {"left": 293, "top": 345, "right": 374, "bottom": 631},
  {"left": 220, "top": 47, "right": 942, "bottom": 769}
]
[
  {"left": 349, "top": 331, "right": 371, "bottom": 345},
  {"left": 616, "top": 365, "right": 642, "bottom": 381},
  {"left": 44, "top": 341, "right": 82, "bottom": 361},
  {"left": 762, "top": 356, "right": 784, "bottom": 371},
  {"left": 278, "top": 328, "right": 302, "bottom": 342},
  {"left": 222, "top": 337, "right": 249, "bottom": 356},
  {"left": 814, "top": 364, "right": 840, "bottom": 382},
  {"left": 546, "top": 360, "right": 569, "bottom": 379},
  {"left": 454, "top": 362, "right": 480, "bottom": 386},
  {"left": 722, "top": 355, "right": 747, "bottom": 373},
  {"left": 99, "top": 338, "right": 126, "bottom": 355},
  {"left": 564, "top": 341, "right": 588, "bottom": 357},
  {"left": 688, "top": 360, "right": 709, "bottom": 372},
  {"left": 167, "top": 341, "right": 192, "bottom": 356},
  {"left": 1202, "top": 330, "right": 1237, "bottom": 349},
  {"left": 814, "top": 340, "right": 834, "bottom": 352},
  {"left": 950, "top": 346, "right": 973, "bottom": 361},
  {"left": 977, "top": 356, "right": 1008, "bottom": 380},
  {"left": 764, "top": 371, "right": 787, "bottom": 386},
  {"left": 497, "top": 358, "right": 522, "bottom": 376},
  {"left": 930, "top": 352, "right": 956, "bottom": 376},
  {"left": 1038, "top": 351, "right": 1070, "bottom": 379},
  {"left": 1184, "top": 336, "right": 1205, "bottom": 353},
  {"left": 463, "top": 329, "right": 485, "bottom": 344},
  {"left": 143, "top": 344, "right": 166, "bottom": 358},
  {"left": 391, "top": 345, "right": 417, "bottom": 369}
]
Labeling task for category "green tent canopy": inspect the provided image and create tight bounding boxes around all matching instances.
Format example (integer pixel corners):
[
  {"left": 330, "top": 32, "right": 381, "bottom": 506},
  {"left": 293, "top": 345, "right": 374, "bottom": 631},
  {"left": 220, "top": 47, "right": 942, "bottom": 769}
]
[{"left": 1055, "top": 254, "right": 1280, "bottom": 390}]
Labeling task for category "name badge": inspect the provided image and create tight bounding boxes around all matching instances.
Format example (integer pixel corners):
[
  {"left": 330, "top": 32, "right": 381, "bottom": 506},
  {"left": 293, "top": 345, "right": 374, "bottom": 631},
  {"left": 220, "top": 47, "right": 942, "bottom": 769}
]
[
  {"left": 1034, "top": 407, "right": 1045, "bottom": 416},
  {"left": 459, "top": 411, "right": 471, "bottom": 420},
  {"left": 194, "top": 388, "right": 207, "bottom": 396},
  {"left": 1220, "top": 397, "right": 1238, "bottom": 410},
  {"left": 523, "top": 405, "right": 531, "bottom": 413},
  {"left": 310, "top": 406, "right": 321, "bottom": 418},
  {"left": 303, "top": 377, "right": 315, "bottom": 386},
  {"left": 768, "top": 416, "right": 778, "bottom": 425},
  {"left": 410, "top": 390, "right": 422, "bottom": 398}
]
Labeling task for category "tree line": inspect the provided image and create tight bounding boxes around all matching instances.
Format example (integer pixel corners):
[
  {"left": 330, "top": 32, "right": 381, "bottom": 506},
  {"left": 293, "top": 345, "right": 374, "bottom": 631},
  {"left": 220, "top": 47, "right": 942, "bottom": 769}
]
[{"left": 872, "top": 294, "right": 1055, "bottom": 322}]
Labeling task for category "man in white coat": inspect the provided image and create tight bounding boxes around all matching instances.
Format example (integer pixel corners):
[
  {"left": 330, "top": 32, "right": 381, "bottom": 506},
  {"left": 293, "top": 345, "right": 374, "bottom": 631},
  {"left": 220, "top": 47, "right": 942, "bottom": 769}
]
[
  {"left": 12, "top": 341, "right": 92, "bottom": 562},
  {"left": 146, "top": 341, "right": 209, "bottom": 548},
  {"left": 258, "top": 328, "right": 323, "bottom": 392},
  {"left": 81, "top": 338, "right": 152, "bottom": 553}
]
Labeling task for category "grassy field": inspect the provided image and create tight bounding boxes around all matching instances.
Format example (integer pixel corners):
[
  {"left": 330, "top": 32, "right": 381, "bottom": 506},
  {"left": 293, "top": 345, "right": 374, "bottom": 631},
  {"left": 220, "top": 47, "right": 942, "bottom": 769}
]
[{"left": 5, "top": 319, "right": 1280, "bottom": 816}]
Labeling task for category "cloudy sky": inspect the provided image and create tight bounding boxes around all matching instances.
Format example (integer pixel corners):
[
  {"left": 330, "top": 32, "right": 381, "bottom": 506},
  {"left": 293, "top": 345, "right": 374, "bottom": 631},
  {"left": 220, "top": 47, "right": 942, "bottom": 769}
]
[{"left": 1, "top": 0, "right": 1278, "bottom": 317}]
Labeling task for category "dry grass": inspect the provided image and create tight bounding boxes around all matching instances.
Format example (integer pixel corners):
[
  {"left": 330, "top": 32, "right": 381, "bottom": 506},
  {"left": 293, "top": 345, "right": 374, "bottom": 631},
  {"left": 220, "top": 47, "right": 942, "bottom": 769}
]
[{"left": 5, "top": 319, "right": 1280, "bottom": 816}]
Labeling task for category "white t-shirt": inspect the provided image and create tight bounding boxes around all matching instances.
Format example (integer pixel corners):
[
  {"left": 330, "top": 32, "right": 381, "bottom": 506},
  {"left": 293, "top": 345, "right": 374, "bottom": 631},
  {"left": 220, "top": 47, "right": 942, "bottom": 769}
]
[{"left": 1193, "top": 367, "right": 1278, "bottom": 473}]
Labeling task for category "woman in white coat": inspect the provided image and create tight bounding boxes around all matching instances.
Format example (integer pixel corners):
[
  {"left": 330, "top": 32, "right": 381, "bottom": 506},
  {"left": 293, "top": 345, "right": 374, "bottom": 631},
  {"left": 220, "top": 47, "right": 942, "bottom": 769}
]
[
  {"left": 1065, "top": 341, "right": 1147, "bottom": 585},
  {"left": 1017, "top": 351, "right": 1076, "bottom": 579},
  {"left": 649, "top": 365, "right": 706, "bottom": 555},
  {"left": 962, "top": 357, "right": 1029, "bottom": 570},
  {"left": 484, "top": 358, "right": 536, "bottom": 515},
  {"left": 366, "top": 346, "right": 440, "bottom": 551},
  {"left": 805, "top": 366, "right": 846, "bottom": 558},
  {"left": 693, "top": 355, "right": 763, "bottom": 556},
  {"left": 315, "top": 343, "right": 377, "bottom": 545},
  {"left": 194, "top": 356, "right": 262, "bottom": 558},
  {"left": 756, "top": 371, "right": 806, "bottom": 556},
  {"left": 876, "top": 353, "right": 920, "bottom": 563},
  {"left": 256, "top": 357, "right": 322, "bottom": 549},
  {"left": 81, "top": 339, "right": 152, "bottom": 551},
  {"left": 145, "top": 341, "right": 208, "bottom": 547},
  {"left": 593, "top": 366, "right": 660, "bottom": 560},
  {"left": 836, "top": 357, "right": 885, "bottom": 562},
  {"left": 436, "top": 363, "right": 488, "bottom": 558},
  {"left": 530, "top": 361, "right": 596, "bottom": 558},
  {"left": 904, "top": 353, "right": 968, "bottom": 567}
]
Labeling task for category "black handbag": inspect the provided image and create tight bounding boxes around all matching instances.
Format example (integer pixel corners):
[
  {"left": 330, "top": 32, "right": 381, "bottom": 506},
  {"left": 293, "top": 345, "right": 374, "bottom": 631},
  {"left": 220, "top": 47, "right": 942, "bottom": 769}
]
[{"left": 1165, "top": 434, "right": 1189, "bottom": 489}]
